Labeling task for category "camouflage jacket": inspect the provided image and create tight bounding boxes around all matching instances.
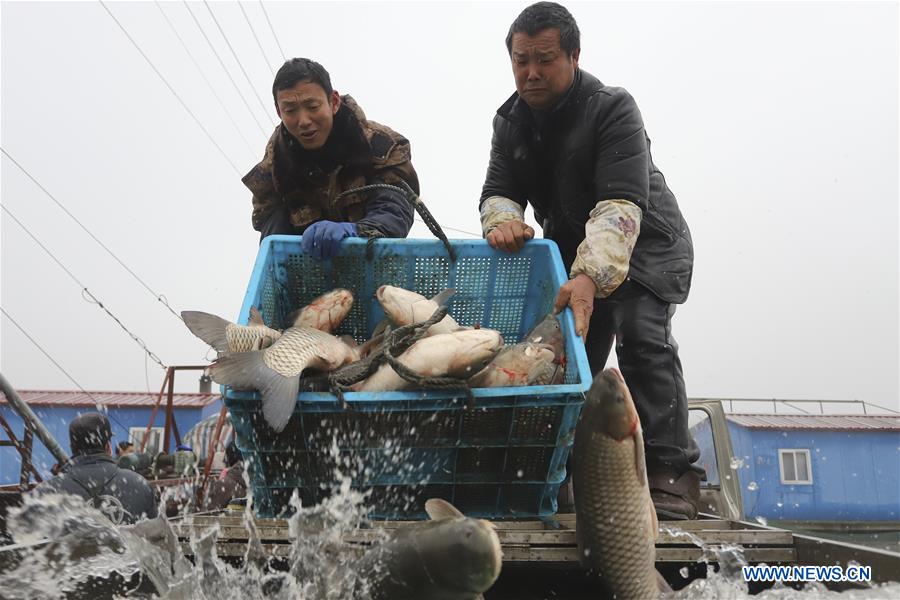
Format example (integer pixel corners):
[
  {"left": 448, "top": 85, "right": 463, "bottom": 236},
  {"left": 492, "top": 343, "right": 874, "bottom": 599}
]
[
  {"left": 243, "top": 96, "right": 419, "bottom": 238},
  {"left": 480, "top": 70, "right": 693, "bottom": 304}
]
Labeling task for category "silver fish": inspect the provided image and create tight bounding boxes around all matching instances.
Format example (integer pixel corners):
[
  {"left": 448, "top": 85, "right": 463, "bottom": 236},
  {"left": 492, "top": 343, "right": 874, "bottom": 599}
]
[
  {"left": 572, "top": 368, "right": 668, "bottom": 598},
  {"left": 182, "top": 306, "right": 281, "bottom": 353},
  {"left": 287, "top": 288, "right": 354, "bottom": 333},
  {"left": 468, "top": 342, "right": 556, "bottom": 388},
  {"left": 355, "top": 329, "right": 503, "bottom": 392},
  {"left": 376, "top": 285, "right": 461, "bottom": 336},
  {"left": 209, "top": 326, "right": 357, "bottom": 432}
]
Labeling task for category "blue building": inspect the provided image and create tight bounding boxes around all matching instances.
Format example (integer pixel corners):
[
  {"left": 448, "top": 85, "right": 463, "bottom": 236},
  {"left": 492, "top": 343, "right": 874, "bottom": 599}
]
[
  {"left": 693, "top": 413, "right": 900, "bottom": 522},
  {"left": 0, "top": 390, "right": 222, "bottom": 485}
]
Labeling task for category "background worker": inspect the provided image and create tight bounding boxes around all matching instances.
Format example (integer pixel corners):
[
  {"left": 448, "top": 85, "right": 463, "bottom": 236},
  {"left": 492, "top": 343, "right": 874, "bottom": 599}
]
[
  {"left": 33, "top": 412, "right": 158, "bottom": 524},
  {"left": 243, "top": 58, "right": 419, "bottom": 260},
  {"left": 479, "top": 2, "right": 704, "bottom": 520}
]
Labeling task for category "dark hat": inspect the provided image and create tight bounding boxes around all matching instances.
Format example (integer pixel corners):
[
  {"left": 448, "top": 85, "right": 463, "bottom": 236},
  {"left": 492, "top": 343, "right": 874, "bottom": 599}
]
[{"left": 69, "top": 412, "right": 113, "bottom": 454}]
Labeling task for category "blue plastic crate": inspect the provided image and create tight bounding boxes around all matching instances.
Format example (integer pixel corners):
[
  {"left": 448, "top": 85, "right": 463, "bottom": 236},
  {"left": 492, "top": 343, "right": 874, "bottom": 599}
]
[{"left": 223, "top": 235, "right": 592, "bottom": 519}]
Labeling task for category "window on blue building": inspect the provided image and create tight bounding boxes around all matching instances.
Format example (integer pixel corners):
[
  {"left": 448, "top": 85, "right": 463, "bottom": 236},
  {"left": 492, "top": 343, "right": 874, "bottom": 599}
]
[
  {"left": 779, "top": 449, "right": 812, "bottom": 484},
  {"left": 130, "top": 426, "right": 164, "bottom": 454}
]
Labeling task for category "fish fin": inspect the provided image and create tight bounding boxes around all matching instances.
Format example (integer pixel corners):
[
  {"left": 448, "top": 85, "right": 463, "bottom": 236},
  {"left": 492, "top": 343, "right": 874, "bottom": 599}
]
[
  {"left": 425, "top": 498, "right": 465, "bottom": 520},
  {"left": 209, "top": 351, "right": 298, "bottom": 432},
  {"left": 430, "top": 288, "right": 456, "bottom": 306},
  {"left": 182, "top": 311, "right": 232, "bottom": 352},
  {"left": 656, "top": 568, "right": 673, "bottom": 593},
  {"left": 249, "top": 306, "right": 265, "bottom": 326},
  {"left": 259, "top": 372, "right": 300, "bottom": 433},
  {"left": 208, "top": 350, "right": 266, "bottom": 390}
]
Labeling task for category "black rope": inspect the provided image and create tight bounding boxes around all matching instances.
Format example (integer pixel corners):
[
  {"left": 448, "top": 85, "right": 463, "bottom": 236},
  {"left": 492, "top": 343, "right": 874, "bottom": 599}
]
[{"left": 335, "top": 183, "right": 457, "bottom": 261}]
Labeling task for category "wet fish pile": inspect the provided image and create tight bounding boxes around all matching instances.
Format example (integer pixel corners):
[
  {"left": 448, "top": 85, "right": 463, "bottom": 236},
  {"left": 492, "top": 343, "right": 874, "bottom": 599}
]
[{"left": 183, "top": 286, "right": 568, "bottom": 432}]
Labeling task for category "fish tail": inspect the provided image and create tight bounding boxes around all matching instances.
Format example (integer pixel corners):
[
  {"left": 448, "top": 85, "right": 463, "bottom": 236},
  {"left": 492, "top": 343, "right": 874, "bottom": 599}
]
[
  {"left": 182, "top": 311, "right": 231, "bottom": 352},
  {"left": 209, "top": 351, "right": 299, "bottom": 432}
]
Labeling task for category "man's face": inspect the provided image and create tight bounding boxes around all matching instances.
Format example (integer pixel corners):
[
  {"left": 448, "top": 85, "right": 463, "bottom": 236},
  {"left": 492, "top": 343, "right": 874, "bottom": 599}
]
[
  {"left": 510, "top": 28, "right": 579, "bottom": 111},
  {"left": 275, "top": 80, "right": 341, "bottom": 150}
]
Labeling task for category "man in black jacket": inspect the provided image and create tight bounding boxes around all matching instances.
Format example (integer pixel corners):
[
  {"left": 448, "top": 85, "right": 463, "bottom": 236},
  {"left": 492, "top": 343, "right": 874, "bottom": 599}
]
[
  {"left": 33, "top": 412, "right": 158, "bottom": 525},
  {"left": 244, "top": 58, "right": 419, "bottom": 259},
  {"left": 480, "top": 2, "right": 703, "bottom": 519}
]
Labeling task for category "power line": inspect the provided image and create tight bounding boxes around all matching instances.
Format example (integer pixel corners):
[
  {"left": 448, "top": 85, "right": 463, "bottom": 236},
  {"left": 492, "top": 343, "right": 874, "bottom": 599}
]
[
  {"left": 98, "top": 0, "right": 242, "bottom": 176},
  {"left": 1, "top": 148, "right": 184, "bottom": 324},
  {"left": 238, "top": 1, "right": 275, "bottom": 77},
  {"left": 154, "top": 0, "right": 258, "bottom": 160},
  {"left": 1, "top": 307, "right": 133, "bottom": 433},
  {"left": 0, "top": 202, "right": 168, "bottom": 370},
  {"left": 259, "top": 1, "right": 286, "bottom": 62},
  {"left": 203, "top": 1, "right": 276, "bottom": 126},
  {"left": 182, "top": 0, "right": 271, "bottom": 137}
]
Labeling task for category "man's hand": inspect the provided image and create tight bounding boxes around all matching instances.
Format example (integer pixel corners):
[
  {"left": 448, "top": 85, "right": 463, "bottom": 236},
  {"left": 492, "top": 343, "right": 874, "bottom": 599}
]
[
  {"left": 554, "top": 274, "right": 597, "bottom": 339},
  {"left": 302, "top": 221, "right": 358, "bottom": 260},
  {"left": 486, "top": 221, "right": 535, "bottom": 252}
]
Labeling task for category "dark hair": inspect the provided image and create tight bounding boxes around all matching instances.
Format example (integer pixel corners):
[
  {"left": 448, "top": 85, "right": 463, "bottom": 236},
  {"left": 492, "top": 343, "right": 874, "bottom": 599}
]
[
  {"left": 69, "top": 412, "right": 113, "bottom": 456},
  {"left": 272, "top": 58, "right": 333, "bottom": 104},
  {"left": 117, "top": 440, "right": 133, "bottom": 454},
  {"left": 505, "top": 2, "right": 580, "bottom": 57}
]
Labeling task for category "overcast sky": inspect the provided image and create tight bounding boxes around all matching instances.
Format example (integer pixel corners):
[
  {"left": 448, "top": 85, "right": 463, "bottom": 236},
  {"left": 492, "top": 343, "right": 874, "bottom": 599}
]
[{"left": 1, "top": 1, "right": 897, "bottom": 411}]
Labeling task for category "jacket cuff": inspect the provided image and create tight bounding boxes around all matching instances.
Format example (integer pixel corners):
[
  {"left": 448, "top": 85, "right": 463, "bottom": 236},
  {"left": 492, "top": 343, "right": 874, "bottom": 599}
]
[
  {"left": 569, "top": 199, "right": 642, "bottom": 298},
  {"left": 480, "top": 196, "right": 525, "bottom": 237}
]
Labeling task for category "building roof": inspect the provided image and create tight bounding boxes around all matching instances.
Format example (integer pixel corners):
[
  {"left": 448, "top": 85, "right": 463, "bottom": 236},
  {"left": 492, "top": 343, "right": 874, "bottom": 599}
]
[
  {"left": 0, "top": 390, "right": 221, "bottom": 409},
  {"left": 727, "top": 413, "right": 900, "bottom": 432}
]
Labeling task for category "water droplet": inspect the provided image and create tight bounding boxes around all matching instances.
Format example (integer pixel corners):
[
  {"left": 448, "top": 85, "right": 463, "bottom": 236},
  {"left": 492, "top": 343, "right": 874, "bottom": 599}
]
[
  {"left": 516, "top": 470, "right": 524, "bottom": 478},
  {"left": 755, "top": 516, "right": 768, "bottom": 526},
  {"left": 730, "top": 457, "right": 744, "bottom": 470},
  {"left": 776, "top": 502, "right": 783, "bottom": 508},
  {"left": 679, "top": 566, "right": 689, "bottom": 578},
  {"left": 747, "top": 481, "right": 759, "bottom": 491}
]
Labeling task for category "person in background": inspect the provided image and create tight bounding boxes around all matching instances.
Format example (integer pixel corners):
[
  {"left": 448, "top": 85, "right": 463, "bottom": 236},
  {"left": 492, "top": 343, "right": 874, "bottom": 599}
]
[
  {"left": 116, "top": 441, "right": 134, "bottom": 459},
  {"left": 33, "top": 412, "right": 158, "bottom": 524},
  {"left": 202, "top": 441, "right": 247, "bottom": 511},
  {"left": 478, "top": 2, "right": 703, "bottom": 520},
  {"left": 243, "top": 58, "right": 419, "bottom": 260}
]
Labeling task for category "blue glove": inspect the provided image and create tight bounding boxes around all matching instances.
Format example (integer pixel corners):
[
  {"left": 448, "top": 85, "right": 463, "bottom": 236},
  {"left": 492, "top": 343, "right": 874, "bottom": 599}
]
[{"left": 301, "top": 220, "right": 357, "bottom": 260}]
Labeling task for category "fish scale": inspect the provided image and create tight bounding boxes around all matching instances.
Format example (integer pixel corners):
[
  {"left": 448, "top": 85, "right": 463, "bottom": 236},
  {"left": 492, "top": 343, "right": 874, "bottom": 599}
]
[
  {"left": 574, "top": 432, "right": 658, "bottom": 598},
  {"left": 262, "top": 327, "right": 340, "bottom": 377},
  {"left": 225, "top": 323, "right": 281, "bottom": 352}
]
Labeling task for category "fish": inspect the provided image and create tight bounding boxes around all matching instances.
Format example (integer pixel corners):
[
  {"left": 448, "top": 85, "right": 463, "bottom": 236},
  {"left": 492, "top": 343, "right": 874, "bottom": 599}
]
[
  {"left": 468, "top": 342, "right": 556, "bottom": 388},
  {"left": 376, "top": 285, "right": 461, "bottom": 336},
  {"left": 355, "top": 328, "right": 503, "bottom": 392},
  {"left": 521, "top": 313, "right": 567, "bottom": 384},
  {"left": 181, "top": 306, "right": 281, "bottom": 353},
  {"left": 572, "top": 367, "right": 669, "bottom": 598},
  {"left": 356, "top": 501, "right": 502, "bottom": 600},
  {"left": 286, "top": 288, "right": 354, "bottom": 333},
  {"left": 208, "top": 326, "right": 357, "bottom": 432}
]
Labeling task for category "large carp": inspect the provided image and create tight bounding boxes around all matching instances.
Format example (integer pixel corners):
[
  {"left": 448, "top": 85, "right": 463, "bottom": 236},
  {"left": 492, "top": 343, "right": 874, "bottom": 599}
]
[
  {"left": 355, "top": 499, "right": 502, "bottom": 599},
  {"left": 572, "top": 367, "right": 669, "bottom": 598},
  {"left": 208, "top": 326, "right": 357, "bottom": 432}
]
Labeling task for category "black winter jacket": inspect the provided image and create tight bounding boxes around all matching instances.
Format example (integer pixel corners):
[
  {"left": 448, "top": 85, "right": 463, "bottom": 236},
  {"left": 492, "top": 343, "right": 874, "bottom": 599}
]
[
  {"left": 480, "top": 70, "right": 693, "bottom": 304},
  {"left": 34, "top": 453, "right": 158, "bottom": 524}
]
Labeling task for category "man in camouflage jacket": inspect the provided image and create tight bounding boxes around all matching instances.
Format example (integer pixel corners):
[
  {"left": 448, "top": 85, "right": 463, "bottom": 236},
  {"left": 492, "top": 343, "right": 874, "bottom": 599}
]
[
  {"left": 480, "top": 2, "right": 703, "bottom": 520},
  {"left": 243, "top": 58, "right": 418, "bottom": 259}
]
